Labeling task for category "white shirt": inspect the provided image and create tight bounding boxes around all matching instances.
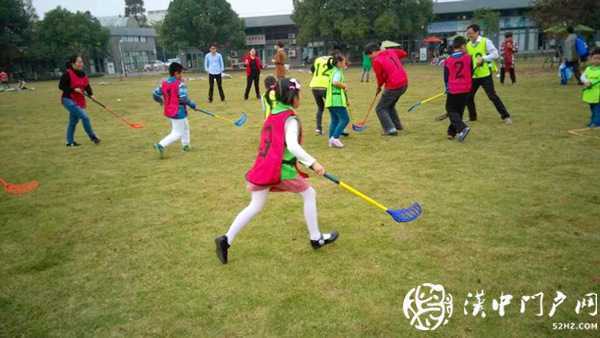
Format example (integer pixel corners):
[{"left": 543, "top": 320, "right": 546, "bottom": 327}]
[
  {"left": 284, "top": 117, "right": 316, "bottom": 168},
  {"left": 471, "top": 36, "right": 499, "bottom": 62}
]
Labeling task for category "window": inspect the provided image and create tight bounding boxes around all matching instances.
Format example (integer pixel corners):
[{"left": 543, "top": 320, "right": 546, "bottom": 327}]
[{"left": 140, "top": 36, "right": 146, "bottom": 43}]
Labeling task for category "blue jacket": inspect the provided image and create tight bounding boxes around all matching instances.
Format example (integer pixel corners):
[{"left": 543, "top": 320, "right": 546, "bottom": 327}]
[{"left": 152, "top": 77, "right": 196, "bottom": 119}]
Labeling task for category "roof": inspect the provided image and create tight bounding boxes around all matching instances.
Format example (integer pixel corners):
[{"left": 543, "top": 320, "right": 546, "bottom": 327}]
[
  {"left": 243, "top": 15, "right": 294, "bottom": 28},
  {"left": 433, "top": 0, "right": 534, "bottom": 14},
  {"left": 108, "top": 27, "right": 157, "bottom": 37},
  {"left": 98, "top": 16, "right": 131, "bottom": 27}
]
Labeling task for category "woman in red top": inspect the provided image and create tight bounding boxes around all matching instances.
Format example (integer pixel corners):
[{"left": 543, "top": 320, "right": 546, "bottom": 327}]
[
  {"left": 58, "top": 55, "right": 100, "bottom": 147},
  {"left": 243, "top": 48, "right": 264, "bottom": 100}
]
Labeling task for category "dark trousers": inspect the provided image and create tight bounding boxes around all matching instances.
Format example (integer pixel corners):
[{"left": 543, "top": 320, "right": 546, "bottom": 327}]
[
  {"left": 312, "top": 88, "right": 326, "bottom": 130},
  {"left": 467, "top": 75, "right": 510, "bottom": 121},
  {"left": 565, "top": 60, "right": 583, "bottom": 84},
  {"left": 500, "top": 67, "right": 516, "bottom": 84},
  {"left": 244, "top": 72, "right": 260, "bottom": 100},
  {"left": 446, "top": 93, "right": 469, "bottom": 136},
  {"left": 208, "top": 73, "right": 225, "bottom": 101},
  {"left": 376, "top": 86, "right": 407, "bottom": 133}
]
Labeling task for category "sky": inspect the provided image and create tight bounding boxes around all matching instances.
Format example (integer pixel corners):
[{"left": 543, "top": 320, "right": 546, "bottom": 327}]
[{"left": 31, "top": 0, "right": 295, "bottom": 18}]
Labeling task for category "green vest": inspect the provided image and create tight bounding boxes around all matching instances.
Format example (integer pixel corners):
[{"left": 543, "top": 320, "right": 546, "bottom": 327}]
[
  {"left": 261, "top": 91, "right": 276, "bottom": 119},
  {"left": 466, "top": 37, "right": 496, "bottom": 78},
  {"left": 270, "top": 101, "right": 299, "bottom": 180},
  {"left": 325, "top": 67, "right": 347, "bottom": 108},
  {"left": 582, "top": 66, "right": 600, "bottom": 104},
  {"left": 309, "top": 56, "right": 333, "bottom": 89}
]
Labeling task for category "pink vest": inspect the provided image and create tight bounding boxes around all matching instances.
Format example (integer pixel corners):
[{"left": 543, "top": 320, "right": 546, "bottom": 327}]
[
  {"left": 161, "top": 79, "right": 180, "bottom": 118},
  {"left": 246, "top": 110, "right": 298, "bottom": 186},
  {"left": 446, "top": 53, "right": 473, "bottom": 94},
  {"left": 66, "top": 69, "right": 89, "bottom": 108}
]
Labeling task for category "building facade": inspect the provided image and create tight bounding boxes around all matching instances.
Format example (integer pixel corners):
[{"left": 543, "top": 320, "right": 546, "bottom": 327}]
[
  {"left": 243, "top": 15, "right": 303, "bottom": 66},
  {"left": 98, "top": 16, "right": 158, "bottom": 74},
  {"left": 429, "top": 0, "right": 540, "bottom": 52}
]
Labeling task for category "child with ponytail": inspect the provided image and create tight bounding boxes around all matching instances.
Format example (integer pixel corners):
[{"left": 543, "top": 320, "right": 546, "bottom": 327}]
[{"left": 215, "top": 78, "right": 339, "bottom": 264}]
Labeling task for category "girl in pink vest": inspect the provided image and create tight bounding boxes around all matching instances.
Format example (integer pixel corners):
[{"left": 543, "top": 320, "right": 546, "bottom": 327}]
[
  {"left": 215, "top": 78, "right": 339, "bottom": 264},
  {"left": 152, "top": 62, "right": 197, "bottom": 158},
  {"left": 444, "top": 37, "right": 473, "bottom": 142},
  {"left": 58, "top": 55, "right": 100, "bottom": 147}
]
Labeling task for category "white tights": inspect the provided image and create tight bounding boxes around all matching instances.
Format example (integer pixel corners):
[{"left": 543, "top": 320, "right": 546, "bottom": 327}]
[
  {"left": 159, "top": 118, "right": 190, "bottom": 147},
  {"left": 225, "top": 187, "right": 322, "bottom": 244}
]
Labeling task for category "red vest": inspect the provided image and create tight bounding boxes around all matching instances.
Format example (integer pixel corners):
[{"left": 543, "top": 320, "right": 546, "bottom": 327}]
[
  {"left": 445, "top": 53, "right": 473, "bottom": 94},
  {"left": 246, "top": 109, "right": 301, "bottom": 186},
  {"left": 161, "top": 79, "right": 180, "bottom": 118},
  {"left": 67, "top": 69, "right": 89, "bottom": 108}
]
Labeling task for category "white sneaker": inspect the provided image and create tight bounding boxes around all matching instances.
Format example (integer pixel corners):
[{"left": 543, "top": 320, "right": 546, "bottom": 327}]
[
  {"left": 328, "top": 137, "right": 334, "bottom": 147},
  {"left": 331, "top": 138, "right": 344, "bottom": 148},
  {"left": 504, "top": 117, "right": 513, "bottom": 125}
]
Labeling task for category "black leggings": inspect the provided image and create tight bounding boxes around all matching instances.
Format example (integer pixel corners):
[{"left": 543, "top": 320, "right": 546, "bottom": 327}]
[{"left": 244, "top": 73, "right": 260, "bottom": 99}]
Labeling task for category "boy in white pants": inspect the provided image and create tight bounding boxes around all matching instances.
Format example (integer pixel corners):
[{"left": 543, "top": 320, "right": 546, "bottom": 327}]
[{"left": 152, "top": 62, "right": 197, "bottom": 158}]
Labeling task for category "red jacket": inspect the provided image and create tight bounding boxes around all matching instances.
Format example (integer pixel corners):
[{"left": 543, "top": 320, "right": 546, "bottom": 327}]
[
  {"left": 372, "top": 49, "right": 408, "bottom": 90},
  {"left": 244, "top": 55, "right": 263, "bottom": 76}
]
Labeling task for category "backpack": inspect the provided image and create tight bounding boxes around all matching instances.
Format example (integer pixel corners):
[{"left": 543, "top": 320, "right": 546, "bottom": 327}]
[{"left": 575, "top": 37, "right": 589, "bottom": 60}]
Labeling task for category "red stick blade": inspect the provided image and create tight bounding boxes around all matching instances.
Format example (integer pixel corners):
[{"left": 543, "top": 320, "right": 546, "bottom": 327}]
[{"left": 4, "top": 180, "right": 39, "bottom": 195}]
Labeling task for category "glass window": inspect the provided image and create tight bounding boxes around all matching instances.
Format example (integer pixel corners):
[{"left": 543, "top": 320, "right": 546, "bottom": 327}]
[{"left": 140, "top": 36, "right": 146, "bottom": 43}]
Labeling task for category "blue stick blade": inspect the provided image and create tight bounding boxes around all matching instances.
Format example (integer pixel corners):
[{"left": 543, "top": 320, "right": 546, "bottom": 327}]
[
  {"left": 352, "top": 123, "right": 367, "bottom": 132},
  {"left": 407, "top": 102, "right": 420, "bottom": 112},
  {"left": 386, "top": 202, "right": 422, "bottom": 223},
  {"left": 235, "top": 113, "right": 248, "bottom": 127}
]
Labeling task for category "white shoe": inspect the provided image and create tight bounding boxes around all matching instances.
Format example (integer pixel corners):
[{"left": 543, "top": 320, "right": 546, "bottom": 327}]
[
  {"left": 504, "top": 117, "right": 513, "bottom": 125},
  {"left": 331, "top": 138, "right": 344, "bottom": 148},
  {"left": 328, "top": 137, "right": 334, "bottom": 147}
]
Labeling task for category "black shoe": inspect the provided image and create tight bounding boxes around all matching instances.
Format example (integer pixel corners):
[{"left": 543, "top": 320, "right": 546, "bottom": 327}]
[
  {"left": 66, "top": 142, "right": 81, "bottom": 147},
  {"left": 311, "top": 231, "right": 339, "bottom": 249},
  {"left": 215, "top": 235, "right": 230, "bottom": 264},
  {"left": 91, "top": 137, "right": 101, "bottom": 144},
  {"left": 382, "top": 131, "right": 399, "bottom": 136},
  {"left": 341, "top": 132, "right": 350, "bottom": 137}
]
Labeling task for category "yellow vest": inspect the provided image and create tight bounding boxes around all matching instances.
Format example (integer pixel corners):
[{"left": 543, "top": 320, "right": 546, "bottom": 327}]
[
  {"left": 309, "top": 56, "right": 333, "bottom": 88},
  {"left": 466, "top": 37, "right": 497, "bottom": 78},
  {"left": 582, "top": 66, "right": 600, "bottom": 104}
]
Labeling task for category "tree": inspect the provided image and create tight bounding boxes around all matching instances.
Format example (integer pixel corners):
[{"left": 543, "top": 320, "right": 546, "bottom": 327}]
[
  {"left": 125, "top": 0, "right": 147, "bottom": 27},
  {"left": 532, "top": 0, "right": 600, "bottom": 30},
  {"left": 472, "top": 9, "right": 500, "bottom": 36},
  {"left": 293, "top": 0, "right": 433, "bottom": 49},
  {"left": 160, "top": 0, "right": 245, "bottom": 52},
  {"left": 0, "top": 0, "right": 37, "bottom": 68},
  {"left": 30, "top": 7, "right": 109, "bottom": 68}
]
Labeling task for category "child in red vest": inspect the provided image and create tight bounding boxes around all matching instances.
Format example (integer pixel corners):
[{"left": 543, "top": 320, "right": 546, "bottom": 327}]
[
  {"left": 58, "top": 55, "right": 101, "bottom": 147},
  {"left": 215, "top": 78, "right": 338, "bottom": 264},
  {"left": 152, "top": 62, "right": 197, "bottom": 158},
  {"left": 444, "top": 36, "right": 473, "bottom": 142}
]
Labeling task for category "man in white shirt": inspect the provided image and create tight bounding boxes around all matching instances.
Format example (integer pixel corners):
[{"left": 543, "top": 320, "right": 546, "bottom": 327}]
[
  {"left": 465, "top": 24, "right": 512, "bottom": 124},
  {"left": 204, "top": 44, "right": 226, "bottom": 102}
]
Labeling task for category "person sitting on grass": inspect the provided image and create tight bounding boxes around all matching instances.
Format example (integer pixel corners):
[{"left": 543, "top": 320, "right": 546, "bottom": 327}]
[
  {"left": 215, "top": 78, "right": 338, "bottom": 264},
  {"left": 0, "top": 70, "right": 9, "bottom": 90},
  {"left": 326, "top": 53, "right": 350, "bottom": 148},
  {"left": 152, "top": 62, "right": 198, "bottom": 158},
  {"left": 444, "top": 36, "right": 473, "bottom": 142},
  {"left": 580, "top": 47, "right": 600, "bottom": 128},
  {"left": 58, "top": 55, "right": 101, "bottom": 147},
  {"left": 260, "top": 75, "right": 277, "bottom": 120}
]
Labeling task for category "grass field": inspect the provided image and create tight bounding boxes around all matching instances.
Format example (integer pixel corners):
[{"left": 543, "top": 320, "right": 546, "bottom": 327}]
[{"left": 1, "top": 63, "right": 599, "bottom": 337}]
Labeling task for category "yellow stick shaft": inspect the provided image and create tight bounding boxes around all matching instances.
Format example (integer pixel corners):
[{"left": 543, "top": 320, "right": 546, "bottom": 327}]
[
  {"left": 421, "top": 92, "right": 445, "bottom": 105},
  {"left": 213, "top": 115, "right": 234, "bottom": 123},
  {"left": 339, "top": 182, "right": 388, "bottom": 212}
]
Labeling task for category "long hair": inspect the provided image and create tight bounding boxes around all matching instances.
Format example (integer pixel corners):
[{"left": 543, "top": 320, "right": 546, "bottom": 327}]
[{"left": 65, "top": 55, "right": 81, "bottom": 70}]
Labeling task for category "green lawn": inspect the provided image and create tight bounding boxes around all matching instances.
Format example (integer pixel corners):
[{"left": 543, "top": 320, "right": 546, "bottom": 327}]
[{"left": 1, "top": 63, "right": 599, "bottom": 337}]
